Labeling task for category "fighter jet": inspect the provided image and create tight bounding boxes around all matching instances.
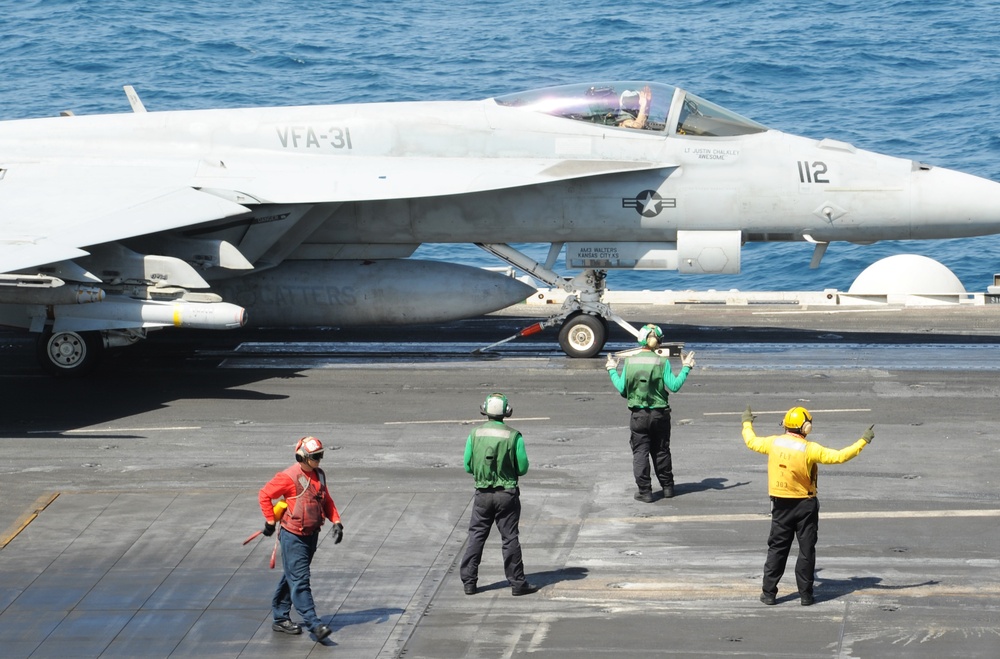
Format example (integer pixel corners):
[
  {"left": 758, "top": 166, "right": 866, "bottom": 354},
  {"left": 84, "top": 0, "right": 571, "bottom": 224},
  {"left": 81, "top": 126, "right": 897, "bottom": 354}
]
[{"left": 3, "top": 81, "right": 1000, "bottom": 374}]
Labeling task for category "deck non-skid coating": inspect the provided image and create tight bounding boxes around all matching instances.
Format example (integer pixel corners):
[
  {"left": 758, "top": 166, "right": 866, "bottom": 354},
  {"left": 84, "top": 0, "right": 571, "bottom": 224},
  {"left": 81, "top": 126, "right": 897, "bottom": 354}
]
[
  {"left": 3, "top": 488, "right": 998, "bottom": 658},
  {"left": 1, "top": 331, "right": 999, "bottom": 657},
  {"left": 0, "top": 490, "right": 469, "bottom": 657}
]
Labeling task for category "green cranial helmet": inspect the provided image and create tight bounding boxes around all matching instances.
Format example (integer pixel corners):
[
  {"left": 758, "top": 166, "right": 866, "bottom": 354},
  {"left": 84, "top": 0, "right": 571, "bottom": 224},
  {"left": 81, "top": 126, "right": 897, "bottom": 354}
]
[
  {"left": 480, "top": 392, "right": 513, "bottom": 419},
  {"left": 636, "top": 324, "right": 663, "bottom": 347}
]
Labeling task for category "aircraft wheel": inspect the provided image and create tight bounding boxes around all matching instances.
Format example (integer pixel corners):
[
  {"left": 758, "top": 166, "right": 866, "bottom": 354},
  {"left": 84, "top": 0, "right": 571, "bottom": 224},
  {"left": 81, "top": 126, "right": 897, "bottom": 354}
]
[
  {"left": 36, "top": 330, "right": 103, "bottom": 376},
  {"left": 558, "top": 313, "right": 606, "bottom": 358}
]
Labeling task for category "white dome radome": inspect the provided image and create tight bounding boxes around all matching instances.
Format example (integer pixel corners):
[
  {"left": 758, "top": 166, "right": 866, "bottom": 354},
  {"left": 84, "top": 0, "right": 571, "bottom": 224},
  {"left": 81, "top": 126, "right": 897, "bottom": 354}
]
[{"left": 848, "top": 255, "right": 966, "bottom": 295}]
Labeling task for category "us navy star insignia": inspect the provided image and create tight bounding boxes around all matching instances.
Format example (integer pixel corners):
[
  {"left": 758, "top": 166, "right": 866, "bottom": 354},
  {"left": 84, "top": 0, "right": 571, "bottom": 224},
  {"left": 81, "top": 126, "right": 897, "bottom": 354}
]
[{"left": 622, "top": 190, "right": 677, "bottom": 217}]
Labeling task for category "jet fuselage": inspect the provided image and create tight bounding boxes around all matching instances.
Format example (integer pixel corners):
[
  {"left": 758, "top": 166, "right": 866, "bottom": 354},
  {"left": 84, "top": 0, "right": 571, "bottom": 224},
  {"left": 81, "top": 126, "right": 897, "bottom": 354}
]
[{"left": 4, "top": 81, "right": 1000, "bottom": 370}]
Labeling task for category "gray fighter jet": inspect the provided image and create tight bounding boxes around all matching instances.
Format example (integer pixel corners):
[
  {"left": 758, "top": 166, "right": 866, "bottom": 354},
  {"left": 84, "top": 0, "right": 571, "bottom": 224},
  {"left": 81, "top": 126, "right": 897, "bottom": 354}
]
[{"left": 3, "top": 81, "right": 1000, "bottom": 373}]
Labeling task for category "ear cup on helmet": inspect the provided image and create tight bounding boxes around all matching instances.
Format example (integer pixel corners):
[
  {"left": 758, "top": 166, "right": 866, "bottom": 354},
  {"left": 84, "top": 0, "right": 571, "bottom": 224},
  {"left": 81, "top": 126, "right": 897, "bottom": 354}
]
[
  {"left": 637, "top": 324, "right": 663, "bottom": 348},
  {"left": 481, "top": 393, "right": 512, "bottom": 418},
  {"left": 294, "top": 436, "right": 324, "bottom": 462},
  {"left": 782, "top": 407, "right": 813, "bottom": 435}
]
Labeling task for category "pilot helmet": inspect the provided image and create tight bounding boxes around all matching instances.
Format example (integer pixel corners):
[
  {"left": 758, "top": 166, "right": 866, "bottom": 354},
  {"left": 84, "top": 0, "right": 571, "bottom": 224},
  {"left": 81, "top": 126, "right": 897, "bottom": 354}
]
[
  {"left": 619, "top": 89, "right": 641, "bottom": 111},
  {"left": 782, "top": 407, "right": 813, "bottom": 436},
  {"left": 636, "top": 323, "right": 663, "bottom": 348},
  {"left": 480, "top": 393, "right": 513, "bottom": 419}
]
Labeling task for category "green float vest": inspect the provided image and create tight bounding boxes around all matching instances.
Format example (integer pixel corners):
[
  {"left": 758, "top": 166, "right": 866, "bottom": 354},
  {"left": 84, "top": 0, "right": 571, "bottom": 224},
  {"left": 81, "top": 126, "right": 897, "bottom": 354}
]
[
  {"left": 470, "top": 421, "right": 521, "bottom": 490},
  {"left": 625, "top": 352, "right": 669, "bottom": 409}
]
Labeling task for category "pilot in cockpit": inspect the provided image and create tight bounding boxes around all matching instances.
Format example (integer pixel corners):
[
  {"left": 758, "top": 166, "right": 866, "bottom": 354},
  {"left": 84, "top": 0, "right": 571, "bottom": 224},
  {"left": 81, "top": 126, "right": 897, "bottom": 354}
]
[{"left": 617, "top": 85, "right": 651, "bottom": 129}]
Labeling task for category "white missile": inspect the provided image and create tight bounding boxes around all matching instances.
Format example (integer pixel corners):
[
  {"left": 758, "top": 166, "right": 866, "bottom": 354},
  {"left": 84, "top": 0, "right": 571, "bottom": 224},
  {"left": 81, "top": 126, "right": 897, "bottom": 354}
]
[{"left": 49, "top": 297, "right": 247, "bottom": 332}]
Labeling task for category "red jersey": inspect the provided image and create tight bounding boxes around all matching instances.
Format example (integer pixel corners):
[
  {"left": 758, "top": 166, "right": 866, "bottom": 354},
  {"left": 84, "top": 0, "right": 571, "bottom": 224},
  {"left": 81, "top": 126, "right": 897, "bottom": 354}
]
[{"left": 259, "top": 463, "right": 340, "bottom": 535}]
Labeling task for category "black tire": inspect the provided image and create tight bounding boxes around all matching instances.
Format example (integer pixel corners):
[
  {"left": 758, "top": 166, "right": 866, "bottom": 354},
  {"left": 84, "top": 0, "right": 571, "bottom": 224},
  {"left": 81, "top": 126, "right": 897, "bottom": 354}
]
[
  {"left": 36, "top": 330, "right": 103, "bottom": 376},
  {"left": 598, "top": 315, "right": 610, "bottom": 336},
  {"left": 557, "top": 313, "right": 606, "bottom": 358}
]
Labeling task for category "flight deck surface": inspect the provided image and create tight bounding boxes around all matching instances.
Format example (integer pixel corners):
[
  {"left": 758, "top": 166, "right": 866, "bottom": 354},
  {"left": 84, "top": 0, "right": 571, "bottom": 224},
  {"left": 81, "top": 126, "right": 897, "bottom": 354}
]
[{"left": 0, "top": 305, "right": 998, "bottom": 657}]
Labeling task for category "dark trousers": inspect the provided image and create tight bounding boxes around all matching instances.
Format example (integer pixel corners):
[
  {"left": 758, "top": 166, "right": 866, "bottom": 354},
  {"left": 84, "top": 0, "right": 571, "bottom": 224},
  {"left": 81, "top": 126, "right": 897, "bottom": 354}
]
[
  {"left": 272, "top": 527, "right": 322, "bottom": 630},
  {"left": 460, "top": 488, "right": 527, "bottom": 588},
  {"left": 629, "top": 408, "right": 673, "bottom": 492},
  {"left": 763, "top": 496, "right": 819, "bottom": 597}
]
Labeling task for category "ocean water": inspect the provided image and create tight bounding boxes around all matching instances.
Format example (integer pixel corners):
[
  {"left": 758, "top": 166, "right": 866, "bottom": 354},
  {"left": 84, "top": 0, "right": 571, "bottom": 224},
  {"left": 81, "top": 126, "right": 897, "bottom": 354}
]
[{"left": 3, "top": 0, "right": 1000, "bottom": 292}]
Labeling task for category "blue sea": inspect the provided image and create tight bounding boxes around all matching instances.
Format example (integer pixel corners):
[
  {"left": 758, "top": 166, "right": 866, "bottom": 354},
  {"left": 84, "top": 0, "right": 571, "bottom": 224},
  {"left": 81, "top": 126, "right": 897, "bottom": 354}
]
[{"left": 3, "top": 0, "right": 1000, "bottom": 292}]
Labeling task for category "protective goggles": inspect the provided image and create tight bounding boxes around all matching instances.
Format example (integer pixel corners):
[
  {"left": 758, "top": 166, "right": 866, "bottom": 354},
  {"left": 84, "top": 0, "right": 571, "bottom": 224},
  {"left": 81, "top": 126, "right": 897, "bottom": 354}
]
[{"left": 304, "top": 451, "right": 324, "bottom": 461}]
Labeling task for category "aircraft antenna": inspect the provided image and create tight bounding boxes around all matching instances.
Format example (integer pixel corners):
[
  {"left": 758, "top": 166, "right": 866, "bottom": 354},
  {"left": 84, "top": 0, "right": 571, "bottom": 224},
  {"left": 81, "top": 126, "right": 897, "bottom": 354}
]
[{"left": 123, "top": 85, "right": 147, "bottom": 113}]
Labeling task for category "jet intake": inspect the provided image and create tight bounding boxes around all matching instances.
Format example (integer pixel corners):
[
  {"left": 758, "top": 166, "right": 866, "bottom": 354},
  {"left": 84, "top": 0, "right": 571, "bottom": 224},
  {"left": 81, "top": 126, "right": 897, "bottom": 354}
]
[
  {"left": 126, "top": 237, "right": 254, "bottom": 271},
  {"left": 78, "top": 244, "right": 211, "bottom": 289},
  {"left": 566, "top": 231, "right": 741, "bottom": 274}
]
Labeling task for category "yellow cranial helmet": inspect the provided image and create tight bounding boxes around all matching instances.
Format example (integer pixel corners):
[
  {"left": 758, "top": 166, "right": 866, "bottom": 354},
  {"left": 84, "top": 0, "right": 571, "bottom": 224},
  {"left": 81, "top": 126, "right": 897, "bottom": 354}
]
[{"left": 783, "top": 407, "right": 813, "bottom": 435}]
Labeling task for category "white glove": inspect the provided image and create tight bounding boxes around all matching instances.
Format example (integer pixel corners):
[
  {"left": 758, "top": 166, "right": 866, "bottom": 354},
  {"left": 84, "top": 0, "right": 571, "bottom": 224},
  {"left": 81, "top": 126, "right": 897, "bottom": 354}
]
[
  {"left": 605, "top": 355, "right": 618, "bottom": 371},
  {"left": 682, "top": 350, "right": 696, "bottom": 369}
]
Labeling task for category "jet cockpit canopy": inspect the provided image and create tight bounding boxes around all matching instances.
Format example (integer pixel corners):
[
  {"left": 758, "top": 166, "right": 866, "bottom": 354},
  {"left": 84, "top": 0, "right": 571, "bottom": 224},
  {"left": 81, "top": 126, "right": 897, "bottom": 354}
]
[{"left": 493, "top": 81, "right": 768, "bottom": 137}]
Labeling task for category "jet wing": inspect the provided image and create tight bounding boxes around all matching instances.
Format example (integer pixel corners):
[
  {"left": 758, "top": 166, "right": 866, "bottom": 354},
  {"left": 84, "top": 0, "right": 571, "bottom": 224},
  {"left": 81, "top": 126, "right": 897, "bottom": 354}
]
[
  {"left": 1, "top": 154, "right": 670, "bottom": 274},
  {"left": 0, "top": 161, "right": 252, "bottom": 274},
  {"left": 195, "top": 156, "right": 673, "bottom": 204}
]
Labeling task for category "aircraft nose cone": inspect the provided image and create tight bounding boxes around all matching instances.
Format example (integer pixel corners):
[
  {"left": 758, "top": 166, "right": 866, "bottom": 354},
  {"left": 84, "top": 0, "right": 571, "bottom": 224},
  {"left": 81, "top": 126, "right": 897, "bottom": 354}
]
[{"left": 912, "top": 165, "right": 1000, "bottom": 239}]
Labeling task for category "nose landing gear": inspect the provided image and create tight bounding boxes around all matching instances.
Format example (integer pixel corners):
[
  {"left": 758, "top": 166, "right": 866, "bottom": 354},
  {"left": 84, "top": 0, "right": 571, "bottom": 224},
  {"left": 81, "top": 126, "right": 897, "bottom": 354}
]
[
  {"left": 558, "top": 311, "right": 608, "bottom": 358},
  {"left": 474, "top": 242, "right": 639, "bottom": 357}
]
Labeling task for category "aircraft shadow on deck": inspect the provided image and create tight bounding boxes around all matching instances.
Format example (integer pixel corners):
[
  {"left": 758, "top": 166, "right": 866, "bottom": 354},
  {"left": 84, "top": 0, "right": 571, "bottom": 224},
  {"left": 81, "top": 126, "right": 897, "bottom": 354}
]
[
  {"left": 4, "top": 309, "right": 1000, "bottom": 434},
  {"left": 0, "top": 335, "right": 299, "bottom": 435}
]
